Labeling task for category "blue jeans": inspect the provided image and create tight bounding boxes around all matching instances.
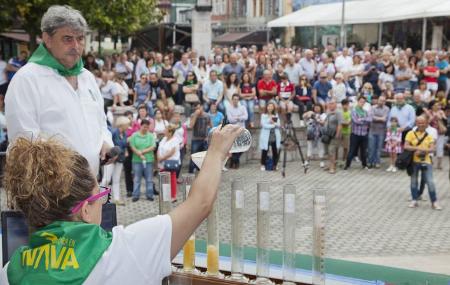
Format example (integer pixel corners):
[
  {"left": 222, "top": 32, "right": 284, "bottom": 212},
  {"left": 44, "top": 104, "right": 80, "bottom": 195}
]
[
  {"left": 368, "top": 133, "right": 384, "bottom": 165},
  {"left": 410, "top": 163, "right": 437, "bottom": 203},
  {"left": 134, "top": 100, "right": 155, "bottom": 117},
  {"left": 203, "top": 99, "right": 225, "bottom": 114},
  {"left": 189, "top": 139, "right": 208, "bottom": 173},
  {"left": 132, "top": 162, "right": 154, "bottom": 199},
  {"left": 240, "top": 99, "right": 255, "bottom": 126}
]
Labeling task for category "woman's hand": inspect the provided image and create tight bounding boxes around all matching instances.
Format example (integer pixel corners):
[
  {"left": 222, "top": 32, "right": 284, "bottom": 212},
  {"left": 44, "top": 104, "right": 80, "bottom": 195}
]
[{"left": 207, "top": 124, "right": 243, "bottom": 161}]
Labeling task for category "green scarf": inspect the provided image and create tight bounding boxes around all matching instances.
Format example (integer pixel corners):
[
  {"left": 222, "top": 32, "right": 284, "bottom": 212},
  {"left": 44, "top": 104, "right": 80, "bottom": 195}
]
[
  {"left": 7, "top": 221, "right": 112, "bottom": 285},
  {"left": 355, "top": 106, "right": 366, "bottom": 117},
  {"left": 28, "top": 44, "right": 84, "bottom": 76}
]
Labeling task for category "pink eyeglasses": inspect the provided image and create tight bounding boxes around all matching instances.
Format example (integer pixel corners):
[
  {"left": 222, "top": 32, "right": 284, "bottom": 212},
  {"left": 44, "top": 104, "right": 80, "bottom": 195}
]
[{"left": 71, "top": 186, "right": 111, "bottom": 214}]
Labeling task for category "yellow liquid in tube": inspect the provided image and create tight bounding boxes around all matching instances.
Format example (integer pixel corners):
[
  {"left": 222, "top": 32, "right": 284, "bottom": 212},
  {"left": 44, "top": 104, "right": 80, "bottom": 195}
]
[
  {"left": 183, "top": 238, "right": 195, "bottom": 271},
  {"left": 206, "top": 245, "right": 219, "bottom": 275}
]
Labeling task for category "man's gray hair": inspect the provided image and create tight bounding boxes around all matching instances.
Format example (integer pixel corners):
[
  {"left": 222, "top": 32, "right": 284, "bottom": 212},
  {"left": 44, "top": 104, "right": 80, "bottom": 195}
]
[{"left": 41, "top": 5, "right": 88, "bottom": 35}]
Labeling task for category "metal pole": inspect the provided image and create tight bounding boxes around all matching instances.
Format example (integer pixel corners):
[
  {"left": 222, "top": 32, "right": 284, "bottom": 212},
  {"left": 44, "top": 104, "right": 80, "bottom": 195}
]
[
  {"left": 378, "top": 22, "right": 383, "bottom": 49},
  {"left": 173, "top": 24, "right": 176, "bottom": 46},
  {"left": 340, "top": 0, "right": 346, "bottom": 48},
  {"left": 422, "top": 18, "right": 427, "bottom": 51},
  {"left": 267, "top": 28, "right": 270, "bottom": 44},
  {"left": 314, "top": 26, "right": 318, "bottom": 46}
]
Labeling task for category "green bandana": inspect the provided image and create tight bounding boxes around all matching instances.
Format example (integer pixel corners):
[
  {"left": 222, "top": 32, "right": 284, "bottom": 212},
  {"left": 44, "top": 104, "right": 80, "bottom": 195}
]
[
  {"left": 7, "top": 221, "right": 112, "bottom": 285},
  {"left": 355, "top": 106, "right": 366, "bottom": 117},
  {"left": 28, "top": 44, "right": 84, "bottom": 76}
]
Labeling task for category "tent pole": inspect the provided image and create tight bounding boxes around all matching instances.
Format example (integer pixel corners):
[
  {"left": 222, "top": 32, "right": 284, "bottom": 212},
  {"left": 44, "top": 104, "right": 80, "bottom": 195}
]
[
  {"left": 422, "top": 18, "right": 427, "bottom": 51},
  {"left": 378, "top": 22, "right": 383, "bottom": 49},
  {"left": 266, "top": 28, "right": 270, "bottom": 44},
  {"left": 340, "top": 0, "right": 346, "bottom": 48},
  {"left": 314, "top": 26, "right": 318, "bottom": 46}
]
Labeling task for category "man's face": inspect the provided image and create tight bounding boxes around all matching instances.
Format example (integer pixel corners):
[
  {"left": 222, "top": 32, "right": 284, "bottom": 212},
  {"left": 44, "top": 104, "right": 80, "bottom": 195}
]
[
  {"left": 327, "top": 101, "right": 336, "bottom": 111},
  {"left": 396, "top": 95, "right": 405, "bottom": 105},
  {"left": 378, "top": 97, "right": 386, "bottom": 106},
  {"left": 43, "top": 27, "right": 85, "bottom": 69},
  {"left": 263, "top": 72, "right": 271, "bottom": 81},
  {"left": 232, "top": 96, "right": 239, "bottom": 106},
  {"left": 230, "top": 54, "right": 237, "bottom": 64},
  {"left": 149, "top": 75, "right": 158, "bottom": 85},
  {"left": 210, "top": 72, "right": 217, "bottom": 82},
  {"left": 182, "top": 54, "right": 188, "bottom": 64},
  {"left": 416, "top": 117, "right": 427, "bottom": 130}
]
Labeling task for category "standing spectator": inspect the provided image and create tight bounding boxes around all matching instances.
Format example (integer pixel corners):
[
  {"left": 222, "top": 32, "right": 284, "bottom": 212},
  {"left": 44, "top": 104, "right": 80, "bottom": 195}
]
[
  {"left": 322, "top": 99, "right": 342, "bottom": 174},
  {"left": 189, "top": 103, "right": 212, "bottom": 173},
  {"left": 154, "top": 109, "right": 169, "bottom": 141},
  {"left": 417, "top": 80, "right": 432, "bottom": 103},
  {"left": 304, "top": 105, "right": 326, "bottom": 167},
  {"left": 394, "top": 58, "right": 412, "bottom": 93},
  {"left": 223, "top": 53, "right": 245, "bottom": 79},
  {"left": 150, "top": 73, "right": 174, "bottom": 119},
  {"left": 6, "top": 51, "right": 28, "bottom": 82},
  {"left": 388, "top": 93, "right": 416, "bottom": 141},
  {"left": 335, "top": 48, "right": 353, "bottom": 73},
  {"left": 224, "top": 72, "right": 240, "bottom": 111},
  {"left": 363, "top": 54, "right": 382, "bottom": 96},
  {"left": 426, "top": 100, "right": 448, "bottom": 170},
  {"left": 299, "top": 49, "right": 316, "bottom": 82},
  {"left": 174, "top": 53, "right": 193, "bottom": 105},
  {"left": 344, "top": 96, "right": 372, "bottom": 170},
  {"left": 226, "top": 94, "right": 248, "bottom": 169},
  {"left": 312, "top": 71, "right": 333, "bottom": 109},
  {"left": 317, "top": 55, "right": 336, "bottom": 78},
  {"left": 157, "top": 124, "right": 181, "bottom": 202},
  {"left": 339, "top": 99, "right": 352, "bottom": 166},
  {"left": 115, "top": 53, "right": 134, "bottom": 88},
  {"left": 209, "top": 102, "right": 225, "bottom": 129},
  {"left": 239, "top": 72, "right": 256, "bottom": 128},
  {"left": 405, "top": 116, "right": 441, "bottom": 210},
  {"left": 436, "top": 52, "right": 448, "bottom": 93},
  {"left": 124, "top": 111, "right": 136, "bottom": 197},
  {"left": 409, "top": 56, "right": 420, "bottom": 91},
  {"left": 0, "top": 54, "right": 7, "bottom": 97},
  {"left": 423, "top": 59, "right": 439, "bottom": 96},
  {"left": 99, "top": 71, "right": 115, "bottom": 113},
  {"left": 384, "top": 117, "right": 402, "bottom": 172},
  {"left": 277, "top": 73, "right": 295, "bottom": 121},
  {"left": 332, "top": 72, "right": 347, "bottom": 103},
  {"left": 348, "top": 54, "right": 364, "bottom": 93},
  {"left": 171, "top": 111, "right": 187, "bottom": 179},
  {"left": 257, "top": 69, "right": 278, "bottom": 111},
  {"left": 202, "top": 70, "right": 225, "bottom": 113},
  {"left": 378, "top": 63, "right": 395, "bottom": 92},
  {"left": 131, "top": 105, "right": 155, "bottom": 134},
  {"left": 368, "top": 95, "right": 389, "bottom": 168},
  {"left": 294, "top": 75, "right": 313, "bottom": 124},
  {"left": 129, "top": 119, "right": 156, "bottom": 202},
  {"left": 259, "top": 101, "right": 281, "bottom": 171},
  {"left": 101, "top": 116, "right": 130, "bottom": 205},
  {"left": 134, "top": 73, "right": 153, "bottom": 115},
  {"left": 410, "top": 90, "right": 426, "bottom": 116}
]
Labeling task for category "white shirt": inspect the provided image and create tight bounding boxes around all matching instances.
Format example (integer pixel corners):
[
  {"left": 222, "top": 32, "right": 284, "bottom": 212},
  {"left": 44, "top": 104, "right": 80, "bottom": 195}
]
[
  {"left": 100, "top": 80, "right": 116, "bottom": 100},
  {"left": 335, "top": 55, "right": 353, "bottom": 72},
  {"left": 0, "top": 60, "right": 7, "bottom": 85},
  {"left": 5, "top": 63, "right": 113, "bottom": 175},
  {"left": 1, "top": 215, "right": 173, "bottom": 285},
  {"left": 115, "top": 61, "right": 134, "bottom": 80},
  {"left": 154, "top": 119, "right": 168, "bottom": 136},
  {"left": 157, "top": 137, "right": 180, "bottom": 168},
  {"left": 135, "top": 58, "right": 148, "bottom": 79},
  {"left": 112, "top": 81, "right": 129, "bottom": 103}
]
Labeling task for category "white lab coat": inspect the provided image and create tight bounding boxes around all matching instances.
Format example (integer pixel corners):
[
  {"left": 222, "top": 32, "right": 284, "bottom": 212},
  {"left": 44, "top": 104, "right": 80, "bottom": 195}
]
[{"left": 5, "top": 62, "right": 113, "bottom": 175}]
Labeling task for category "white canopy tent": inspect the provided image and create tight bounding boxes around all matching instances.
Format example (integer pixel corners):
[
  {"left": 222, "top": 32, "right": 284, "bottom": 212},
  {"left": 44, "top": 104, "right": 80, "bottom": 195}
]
[{"left": 267, "top": 0, "right": 450, "bottom": 49}]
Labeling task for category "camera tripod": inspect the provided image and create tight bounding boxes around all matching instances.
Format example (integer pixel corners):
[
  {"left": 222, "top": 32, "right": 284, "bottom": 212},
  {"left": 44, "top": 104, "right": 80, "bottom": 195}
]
[{"left": 280, "top": 116, "right": 309, "bottom": 177}]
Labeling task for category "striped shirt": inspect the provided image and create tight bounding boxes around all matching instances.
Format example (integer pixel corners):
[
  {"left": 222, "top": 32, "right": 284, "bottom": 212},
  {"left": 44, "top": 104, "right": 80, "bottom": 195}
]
[{"left": 351, "top": 108, "right": 372, "bottom": 136}]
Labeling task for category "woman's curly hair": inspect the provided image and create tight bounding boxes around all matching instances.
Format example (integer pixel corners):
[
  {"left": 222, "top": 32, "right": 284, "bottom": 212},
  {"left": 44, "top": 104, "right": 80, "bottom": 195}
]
[{"left": 4, "top": 137, "right": 96, "bottom": 228}]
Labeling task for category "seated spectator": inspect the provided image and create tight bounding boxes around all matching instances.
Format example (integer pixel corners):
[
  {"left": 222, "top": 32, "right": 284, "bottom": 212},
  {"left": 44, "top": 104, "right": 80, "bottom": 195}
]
[
  {"left": 423, "top": 59, "right": 439, "bottom": 96},
  {"left": 224, "top": 72, "right": 240, "bottom": 112},
  {"left": 312, "top": 71, "right": 333, "bottom": 109},
  {"left": 257, "top": 70, "right": 278, "bottom": 112},
  {"left": 239, "top": 72, "right": 256, "bottom": 128},
  {"left": 134, "top": 73, "right": 153, "bottom": 116},
  {"left": 411, "top": 90, "right": 426, "bottom": 116},
  {"left": 129, "top": 119, "right": 156, "bottom": 202},
  {"left": 115, "top": 53, "right": 134, "bottom": 88},
  {"left": 378, "top": 63, "right": 395, "bottom": 92},
  {"left": 182, "top": 71, "right": 200, "bottom": 109},
  {"left": 158, "top": 124, "right": 181, "bottom": 202},
  {"left": 189, "top": 103, "right": 212, "bottom": 173},
  {"left": 294, "top": 75, "right": 313, "bottom": 124},
  {"left": 277, "top": 73, "right": 295, "bottom": 122},
  {"left": 194, "top": 56, "right": 209, "bottom": 85},
  {"left": 259, "top": 101, "right": 281, "bottom": 171},
  {"left": 417, "top": 80, "right": 432, "bottom": 103},
  {"left": 99, "top": 71, "right": 115, "bottom": 113},
  {"left": 227, "top": 94, "right": 248, "bottom": 169},
  {"left": 154, "top": 109, "right": 169, "bottom": 141},
  {"left": 171, "top": 111, "right": 187, "bottom": 179},
  {"left": 405, "top": 116, "right": 441, "bottom": 210},
  {"left": 159, "top": 55, "right": 178, "bottom": 99},
  {"left": 2, "top": 127, "right": 241, "bottom": 284},
  {"left": 331, "top": 72, "right": 347, "bottom": 103},
  {"left": 101, "top": 116, "right": 130, "bottom": 205},
  {"left": 209, "top": 102, "right": 225, "bottom": 129},
  {"left": 112, "top": 73, "right": 129, "bottom": 107},
  {"left": 149, "top": 73, "right": 174, "bottom": 120},
  {"left": 202, "top": 70, "right": 225, "bottom": 113},
  {"left": 304, "top": 105, "right": 326, "bottom": 167}
]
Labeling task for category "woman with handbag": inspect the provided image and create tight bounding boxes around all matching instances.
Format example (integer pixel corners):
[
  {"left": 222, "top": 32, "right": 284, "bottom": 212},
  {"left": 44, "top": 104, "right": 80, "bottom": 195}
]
[
  {"left": 259, "top": 101, "right": 281, "bottom": 171},
  {"left": 182, "top": 71, "right": 200, "bottom": 114},
  {"left": 426, "top": 100, "right": 448, "bottom": 169},
  {"left": 158, "top": 124, "right": 181, "bottom": 202}
]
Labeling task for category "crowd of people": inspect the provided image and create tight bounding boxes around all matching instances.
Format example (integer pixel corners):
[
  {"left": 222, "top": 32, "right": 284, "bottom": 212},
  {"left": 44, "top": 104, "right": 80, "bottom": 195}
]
[{"left": 2, "top": 41, "right": 450, "bottom": 209}]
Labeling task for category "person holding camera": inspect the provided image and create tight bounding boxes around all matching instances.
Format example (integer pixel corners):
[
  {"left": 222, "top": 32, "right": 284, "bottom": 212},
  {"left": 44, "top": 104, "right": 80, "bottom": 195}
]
[
  {"left": 405, "top": 116, "right": 441, "bottom": 210},
  {"left": 322, "top": 99, "right": 342, "bottom": 174},
  {"left": 259, "top": 101, "right": 281, "bottom": 171}
]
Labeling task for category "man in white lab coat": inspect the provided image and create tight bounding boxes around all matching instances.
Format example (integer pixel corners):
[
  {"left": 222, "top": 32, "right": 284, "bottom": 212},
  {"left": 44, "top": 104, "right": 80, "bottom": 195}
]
[{"left": 5, "top": 5, "right": 113, "bottom": 175}]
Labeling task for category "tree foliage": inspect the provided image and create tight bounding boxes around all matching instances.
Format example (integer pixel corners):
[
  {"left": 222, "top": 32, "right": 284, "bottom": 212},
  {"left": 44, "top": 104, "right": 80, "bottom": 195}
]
[{"left": 0, "top": 0, "right": 164, "bottom": 51}]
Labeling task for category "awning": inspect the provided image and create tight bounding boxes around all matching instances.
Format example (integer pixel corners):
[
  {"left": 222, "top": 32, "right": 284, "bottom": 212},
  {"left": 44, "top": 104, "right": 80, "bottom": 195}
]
[
  {"left": 213, "top": 31, "right": 267, "bottom": 45},
  {"left": 0, "top": 32, "right": 30, "bottom": 42},
  {"left": 268, "top": 0, "right": 450, "bottom": 28}
]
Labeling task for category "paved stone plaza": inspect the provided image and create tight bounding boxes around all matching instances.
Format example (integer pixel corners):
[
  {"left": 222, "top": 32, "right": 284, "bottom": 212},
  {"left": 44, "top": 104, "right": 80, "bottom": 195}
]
[{"left": 116, "top": 158, "right": 450, "bottom": 275}]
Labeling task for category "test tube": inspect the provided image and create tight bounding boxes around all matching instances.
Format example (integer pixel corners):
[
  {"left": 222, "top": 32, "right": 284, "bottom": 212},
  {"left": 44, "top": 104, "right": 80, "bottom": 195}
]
[
  {"left": 312, "top": 189, "right": 327, "bottom": 285},
  {"left": 181, "top": 174, "right": 198, "bottom": 274},
  {"left": 159, "top": 172, "right": 172, "bottom": 215},
  {"left": 205, "top": 202, "right": 223, "bottom": 278},
  {"left": 227, "top": 179, "right": 248, "bottom": 282},
  {"left": 252, "top": 182, "right": 273, "bottom": 285},
  {"left": 282, "top": 184, "right": 296, "bottom": 284}
]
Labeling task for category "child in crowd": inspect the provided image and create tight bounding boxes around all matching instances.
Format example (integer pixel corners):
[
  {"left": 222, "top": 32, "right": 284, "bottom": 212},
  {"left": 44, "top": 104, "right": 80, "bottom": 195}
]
[
  {"left": 385, "top": 117, "right": 402, "bottom": 172},
  {"left": 304, "top": 104, "right": 326, "bottom": 167},
  {"left": 339, "top": 99, "right": 351, "bottom": 165}
]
